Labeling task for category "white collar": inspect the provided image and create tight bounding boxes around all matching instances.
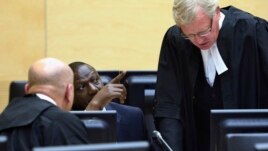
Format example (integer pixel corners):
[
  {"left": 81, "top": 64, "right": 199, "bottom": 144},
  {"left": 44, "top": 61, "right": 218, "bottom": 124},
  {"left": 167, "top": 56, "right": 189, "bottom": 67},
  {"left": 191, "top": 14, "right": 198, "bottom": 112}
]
[
  {"left": 201, "top": 43, "right": 228, "bottom": 75},
  {"left": 219, "top": 12, "right": 225, "bottom": 29},
  {"left": 36, "top": 93, "right": 57, "bottom": 106},
  {"left": 200, "top": 12, "right": 228, "bottom": 86}
]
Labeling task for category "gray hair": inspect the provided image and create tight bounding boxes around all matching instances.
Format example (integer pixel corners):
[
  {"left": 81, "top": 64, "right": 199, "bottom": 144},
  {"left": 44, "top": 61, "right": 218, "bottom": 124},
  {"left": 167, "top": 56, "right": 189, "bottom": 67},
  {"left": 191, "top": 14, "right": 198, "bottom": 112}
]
[{"left": 173, "top": 0, "right": 219, "bottom": 25}]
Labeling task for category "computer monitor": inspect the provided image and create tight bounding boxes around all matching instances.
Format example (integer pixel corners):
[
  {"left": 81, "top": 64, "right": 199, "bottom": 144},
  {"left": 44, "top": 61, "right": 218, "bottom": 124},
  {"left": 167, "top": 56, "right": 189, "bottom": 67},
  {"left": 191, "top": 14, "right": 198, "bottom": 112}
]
[
  {"left": 210, "top": 109, "right": 268, "bottom": 151},
  {"left": 125, "top": 74, "right": 157, "bottom": 140},
  {"left": 255, "top": 143, "right": 268, "bottom": 151},
  {"left": 32, "top": 141, "right": 150, "bottom": 151},
  {"left": 70, "top": 110, "right": 117, "bottom": 143},
  {"left": 0, "top": 135, "right": 7, "bottom": 151},
  {"left": 226, "top": 133, "right": 268, "bottom": 151}
]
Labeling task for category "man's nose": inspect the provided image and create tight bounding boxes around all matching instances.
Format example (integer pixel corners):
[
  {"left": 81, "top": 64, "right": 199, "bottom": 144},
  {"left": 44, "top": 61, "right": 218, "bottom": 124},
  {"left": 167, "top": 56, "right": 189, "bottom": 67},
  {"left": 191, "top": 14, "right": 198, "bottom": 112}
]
[{"left": 194, "top": 36, "right": 205, "bottom": 44}]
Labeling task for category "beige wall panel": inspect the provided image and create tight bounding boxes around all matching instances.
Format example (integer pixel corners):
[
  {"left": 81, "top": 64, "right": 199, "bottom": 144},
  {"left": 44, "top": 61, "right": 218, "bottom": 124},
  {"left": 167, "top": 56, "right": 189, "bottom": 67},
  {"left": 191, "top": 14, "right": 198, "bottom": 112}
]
[
  {"left": 0, "top": 0, "right": 45, "bottom": 111},
  {"left": 220, "top": 0, "right": 268, "bottom": 20},
  {"left": 46, "top": 0, "right": 267, "bottom": 71},
  {"left": 0, "top": 0, "right": 267, "bottom": 112},
  {"left": 46, "top": 0, "right": 174, "bottom": 70}
]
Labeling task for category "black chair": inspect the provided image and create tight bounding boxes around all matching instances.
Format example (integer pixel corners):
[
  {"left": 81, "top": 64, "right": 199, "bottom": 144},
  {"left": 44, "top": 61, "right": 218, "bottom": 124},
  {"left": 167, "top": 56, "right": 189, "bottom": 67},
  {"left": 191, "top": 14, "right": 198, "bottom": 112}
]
[
  {"left": 9, "top": 80, "right": 27, "bottom": 102},
  {"left": 125, "top": 75, "right": 156, "bottom": 109},
  {"left": 125, "top": 74, "right": 157, "bottom": 145}
]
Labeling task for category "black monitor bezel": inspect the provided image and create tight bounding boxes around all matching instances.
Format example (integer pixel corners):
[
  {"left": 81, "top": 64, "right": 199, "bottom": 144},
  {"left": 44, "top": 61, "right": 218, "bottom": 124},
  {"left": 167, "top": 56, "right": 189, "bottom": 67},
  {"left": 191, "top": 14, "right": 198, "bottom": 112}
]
[
  {"left": 226, "top": 133, "right": 268, "bottom": 151},
  {"left": 70, "top": 110, "right": 117, "bottom": 143},
  {"left": 210, "top": 109, "right": 268, "bottom": 151},
  {"left": 33, "top": 141, "right": 150, "bottom": 151}
]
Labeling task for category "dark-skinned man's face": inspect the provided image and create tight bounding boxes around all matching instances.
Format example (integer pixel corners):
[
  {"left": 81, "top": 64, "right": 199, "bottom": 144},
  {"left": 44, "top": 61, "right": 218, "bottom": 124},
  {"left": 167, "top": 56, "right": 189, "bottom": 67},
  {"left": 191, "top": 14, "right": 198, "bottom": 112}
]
[{"left": 72, "top": 64, "right": 103, "bottom": 110}]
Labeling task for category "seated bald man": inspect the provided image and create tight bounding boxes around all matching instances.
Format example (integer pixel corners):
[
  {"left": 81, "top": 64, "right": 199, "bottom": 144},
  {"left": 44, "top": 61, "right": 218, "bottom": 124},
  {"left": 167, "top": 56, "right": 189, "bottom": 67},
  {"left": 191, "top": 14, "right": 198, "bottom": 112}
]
[
  {"left": 0, "top": 58, "right": 90, "bottom": 151},
  {"left": 69, "top": 61, "right": 147, "bottom": 142}
]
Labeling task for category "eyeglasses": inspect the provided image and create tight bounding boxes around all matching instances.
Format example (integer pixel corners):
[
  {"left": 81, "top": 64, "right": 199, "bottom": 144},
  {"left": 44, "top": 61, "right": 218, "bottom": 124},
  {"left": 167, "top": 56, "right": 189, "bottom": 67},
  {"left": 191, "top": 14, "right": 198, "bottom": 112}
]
[{"left": 180, "top": 17, "right": 213, "bottom": 40}]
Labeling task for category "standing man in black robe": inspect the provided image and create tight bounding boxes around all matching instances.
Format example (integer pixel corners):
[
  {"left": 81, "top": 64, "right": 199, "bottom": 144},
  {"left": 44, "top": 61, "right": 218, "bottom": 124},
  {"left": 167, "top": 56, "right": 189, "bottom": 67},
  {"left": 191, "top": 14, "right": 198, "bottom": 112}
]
[
  {"left": 153, "top": 0, "right": 268, "bottom": 151},
  {"left": 0, "top": 58, "right": 90, "bottom": 151}
]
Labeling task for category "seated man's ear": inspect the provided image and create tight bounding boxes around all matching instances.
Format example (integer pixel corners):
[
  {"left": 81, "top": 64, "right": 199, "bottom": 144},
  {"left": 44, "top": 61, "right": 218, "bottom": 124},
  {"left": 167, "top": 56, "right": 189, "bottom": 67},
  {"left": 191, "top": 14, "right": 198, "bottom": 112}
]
[
  {"left": 65, "top": 83, "right": 74, "bottom": 104},
  {"left": 24, "top": 83, "right": 30, "bottom": 93}
]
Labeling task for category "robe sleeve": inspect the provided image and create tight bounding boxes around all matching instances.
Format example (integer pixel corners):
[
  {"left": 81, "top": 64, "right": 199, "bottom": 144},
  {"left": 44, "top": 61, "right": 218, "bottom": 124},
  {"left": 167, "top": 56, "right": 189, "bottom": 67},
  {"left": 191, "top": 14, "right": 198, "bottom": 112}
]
[
  {"left": 154, "top": 26, "right": 184, "bottom": 119},
  {"left": 154, "top": 25, "right": 198, "bottom": 151}
]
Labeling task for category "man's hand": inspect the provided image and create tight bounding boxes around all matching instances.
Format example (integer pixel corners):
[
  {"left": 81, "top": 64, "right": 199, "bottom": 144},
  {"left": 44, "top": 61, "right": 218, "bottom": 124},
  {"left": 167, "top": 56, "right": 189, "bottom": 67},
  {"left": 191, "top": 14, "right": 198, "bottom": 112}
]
[
  {"left": 85, "top": 71, "right": 127, "bottom": 110},
  {"left": 110, "top": 71, "right": 127, "bottom": 84},
  {"left": 109, "top": 71, "right": 127, "bottom": 103}
]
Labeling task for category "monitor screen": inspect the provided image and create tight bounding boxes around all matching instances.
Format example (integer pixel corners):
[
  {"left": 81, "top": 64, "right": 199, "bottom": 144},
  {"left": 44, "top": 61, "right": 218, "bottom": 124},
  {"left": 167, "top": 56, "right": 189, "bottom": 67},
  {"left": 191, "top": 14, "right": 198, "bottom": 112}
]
[
  {"left": 33, "top": 141, "right": 150, "bottom": 151},
  {"left": 70, "top": 110, "right": 117, "bottom": 143},
  {"left": 226, "top": 133, "right": 268, "bottom": 151},
  {"left": 210, "top": 109, "right": 268, "bottom": 151}
]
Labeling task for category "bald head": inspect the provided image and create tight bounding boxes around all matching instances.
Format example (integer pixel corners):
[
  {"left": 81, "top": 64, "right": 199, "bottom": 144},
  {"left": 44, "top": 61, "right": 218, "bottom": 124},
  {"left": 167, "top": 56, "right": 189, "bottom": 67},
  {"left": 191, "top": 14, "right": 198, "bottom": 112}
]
[
  {"left": 26, "top": 58, "right": 74, "bottom": 111},
  {"left": 28, "top": 58, "right": 73, "bottom": 88}
]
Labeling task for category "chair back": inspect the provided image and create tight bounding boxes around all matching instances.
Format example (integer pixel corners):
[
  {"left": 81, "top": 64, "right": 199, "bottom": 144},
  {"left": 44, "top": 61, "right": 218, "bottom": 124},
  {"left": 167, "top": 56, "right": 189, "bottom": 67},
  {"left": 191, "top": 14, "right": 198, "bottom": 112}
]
[{"left": 9, "top": 80, "right": 27, "bottom": 102}]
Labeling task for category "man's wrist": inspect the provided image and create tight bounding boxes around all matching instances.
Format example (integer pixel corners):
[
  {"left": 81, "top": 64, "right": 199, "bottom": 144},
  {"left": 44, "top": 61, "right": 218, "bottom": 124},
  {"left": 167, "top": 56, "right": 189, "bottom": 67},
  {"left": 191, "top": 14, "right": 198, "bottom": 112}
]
[{"left": 85, "top": 100, "right": 103, "bottom": 110}]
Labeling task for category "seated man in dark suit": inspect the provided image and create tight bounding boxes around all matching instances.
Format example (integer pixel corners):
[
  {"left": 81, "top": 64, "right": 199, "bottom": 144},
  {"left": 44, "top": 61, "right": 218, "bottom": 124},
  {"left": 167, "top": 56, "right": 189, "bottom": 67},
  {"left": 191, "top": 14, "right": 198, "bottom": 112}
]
[
  {"left": 0, "top": 58, "right": 90, "bottom": 151},
  {"left": 69, "top": 61, "right": 147, "bottom": 142}
]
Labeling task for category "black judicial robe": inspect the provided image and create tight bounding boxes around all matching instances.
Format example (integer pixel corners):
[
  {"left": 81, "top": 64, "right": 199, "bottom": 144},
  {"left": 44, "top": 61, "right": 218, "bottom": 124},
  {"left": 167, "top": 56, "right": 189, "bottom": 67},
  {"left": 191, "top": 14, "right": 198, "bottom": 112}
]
[
  {"left": 0, "top": 95, "right": 89, "bottom": 151},
  {"left": 154, "top": 6, "right": 268, "bottom": 151}
]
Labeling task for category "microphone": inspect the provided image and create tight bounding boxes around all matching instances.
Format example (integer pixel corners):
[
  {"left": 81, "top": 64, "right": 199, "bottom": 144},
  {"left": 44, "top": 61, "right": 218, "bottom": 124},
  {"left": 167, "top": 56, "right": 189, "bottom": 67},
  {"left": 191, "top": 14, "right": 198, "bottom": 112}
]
[{"left": 152, "top": 130, "right": 173, "bottom": 151}]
